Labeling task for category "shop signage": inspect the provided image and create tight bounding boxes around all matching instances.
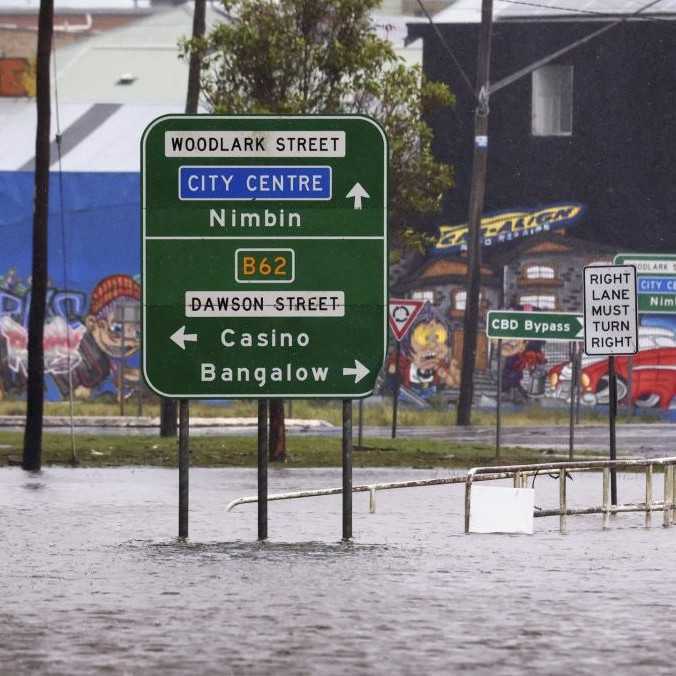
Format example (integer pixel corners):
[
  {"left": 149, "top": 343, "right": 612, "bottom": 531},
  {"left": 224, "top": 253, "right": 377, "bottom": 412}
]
[{"left": 433, "top": 203, "right": 585, "bottom": 253}]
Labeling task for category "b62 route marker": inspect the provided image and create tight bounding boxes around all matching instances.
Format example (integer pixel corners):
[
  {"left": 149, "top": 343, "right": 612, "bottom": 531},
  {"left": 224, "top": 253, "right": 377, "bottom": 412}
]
[{"left": 142, "top": 115, "right": 388, "bottom": 398}]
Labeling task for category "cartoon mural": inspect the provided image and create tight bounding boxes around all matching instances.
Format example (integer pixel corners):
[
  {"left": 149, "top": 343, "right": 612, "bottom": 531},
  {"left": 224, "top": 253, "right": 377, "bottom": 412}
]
[
  {"left": 0, "top": 269, "right": 141, "bottom": 401},
  {"left": 386, "top": 302, "right": 460, "bottom": 403},
  {"left": 501, "top": 338, "right": 547, "bottom": 403}
]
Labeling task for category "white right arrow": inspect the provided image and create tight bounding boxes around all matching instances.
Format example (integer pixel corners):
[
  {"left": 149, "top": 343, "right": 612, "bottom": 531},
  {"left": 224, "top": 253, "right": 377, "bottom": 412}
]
[
  {"left": 346, "top": 182, "right": 370, "bottom": 210},
  {"left": 342, "top": 359, "right": 370, "bottom": 384},
  {"left": 170, "top": 325, "right": 198, "bottom": 350}
]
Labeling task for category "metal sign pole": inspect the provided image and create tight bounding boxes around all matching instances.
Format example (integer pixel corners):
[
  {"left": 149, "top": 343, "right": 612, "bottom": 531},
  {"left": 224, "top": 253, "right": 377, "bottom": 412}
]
[
  {"left": 391, "top": 341, "right": 401, "bottom": 439},
  {"left": 569, "top": 341, "right": 577, "bottom": 461},
  {"left": 575, "top": 347, "right": 582, "bottom": 425},
  {"left": 343, "top": 399, "right": 353, "bottom": 540},
  {"left": 357, "top": 398, "right": 364, "bottom": 449},
  {"left": 496, "top": 339, "right": 502, "bottom": 459},
  {"left": 178, "top": 399, "right": 189, "bottom": 538},
  {"left": 627, "top": 355, "right": 634, "bottom": 418},
  {"left": 608, "top": 356, "right": 618, "bottom": 506},
  {"left": 258, "top": 399, "right": 269, "bottom": 541}
]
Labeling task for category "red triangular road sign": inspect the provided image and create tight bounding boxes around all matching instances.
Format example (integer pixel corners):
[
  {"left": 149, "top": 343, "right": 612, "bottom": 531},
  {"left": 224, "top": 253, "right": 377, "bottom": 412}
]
[{"left": 388, "top": 298, "right": 425, "bottom": 341}]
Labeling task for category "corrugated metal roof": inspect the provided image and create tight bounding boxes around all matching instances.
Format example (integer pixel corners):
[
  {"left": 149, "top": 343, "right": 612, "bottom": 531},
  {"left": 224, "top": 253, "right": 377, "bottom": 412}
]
[
  {"left": 3, "top": 1, "right": 150, "bottom": 10},
  {"left": 0, "top": 100, "right": 181, "bottom": 171},
  {"left": 433, "top": 0, "right": 676, "bottom": 23}
]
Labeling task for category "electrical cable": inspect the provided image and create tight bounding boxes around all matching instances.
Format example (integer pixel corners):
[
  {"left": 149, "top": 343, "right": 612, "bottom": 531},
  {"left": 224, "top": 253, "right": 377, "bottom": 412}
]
[
  {"left": 415, "top": 0, "right": 479, "bottom": 101},
  {"left": 51, "top": 43, "right": 78, "bottom": 466},
  {"left": 497, "top": 0, "right": 672, "bottom": 22}
]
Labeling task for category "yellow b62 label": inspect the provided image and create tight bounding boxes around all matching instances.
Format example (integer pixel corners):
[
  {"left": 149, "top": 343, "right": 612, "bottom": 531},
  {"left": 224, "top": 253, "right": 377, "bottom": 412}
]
[{"left": 235, "top": 248, "right": 295, "bottom": 284}]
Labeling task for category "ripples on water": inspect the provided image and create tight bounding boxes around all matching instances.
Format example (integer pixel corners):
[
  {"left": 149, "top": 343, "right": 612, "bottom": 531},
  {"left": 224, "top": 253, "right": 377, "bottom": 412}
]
[{"left": 1, "top": 466, "right": 676, "bottom": 675}]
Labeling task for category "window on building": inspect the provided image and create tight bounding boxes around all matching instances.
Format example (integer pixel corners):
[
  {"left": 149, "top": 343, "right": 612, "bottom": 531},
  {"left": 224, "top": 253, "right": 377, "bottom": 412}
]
[
  {"left": 520, "top": 294, "right": 557, "bottom": 310},
  {"left": 412, "top": 290, "right": 434, "bottom": 303},
  {"left": 524, "top": 265, "right": 556, "bottom": 280},
  {"left": 453, "top": 290, "right": 483, "bottom": 311},
  {"left": 532, "top": 65, "right": 573, "bottom": 136}
]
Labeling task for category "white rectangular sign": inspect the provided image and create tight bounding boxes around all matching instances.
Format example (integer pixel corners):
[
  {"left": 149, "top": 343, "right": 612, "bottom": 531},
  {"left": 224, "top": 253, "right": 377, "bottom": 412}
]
[
  {"left": 165, "top": 131, "right": 346, "bottom": 157},
  {"left": 469, "top": 486, "right": 534, "bottom": 534},
  {"left": 583, "top": 265, "right": 638, "bottom": 356},
  {"left": 186, "top": 291, "right": 345, "bottom": 317}
]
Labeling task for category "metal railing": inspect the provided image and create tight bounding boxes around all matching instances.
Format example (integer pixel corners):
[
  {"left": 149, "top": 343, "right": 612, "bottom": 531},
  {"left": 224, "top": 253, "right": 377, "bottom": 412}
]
[
  {"left": 465, "top": 457, "right": 676, "bottom": 533},
  {"left": 226, "top": 473, "right": 513, "bottom": 514},
  {"left": 226, "top": 456, "right": 676, "bottom": 535}
]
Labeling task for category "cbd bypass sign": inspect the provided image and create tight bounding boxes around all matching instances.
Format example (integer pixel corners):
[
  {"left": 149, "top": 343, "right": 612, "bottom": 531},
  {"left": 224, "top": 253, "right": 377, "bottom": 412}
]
[
  {"left": 486, "top": 310, "right": 584, "bottom": 342},
  {"left": 142, "top": 116, "right": 388, "bottom": 398}
]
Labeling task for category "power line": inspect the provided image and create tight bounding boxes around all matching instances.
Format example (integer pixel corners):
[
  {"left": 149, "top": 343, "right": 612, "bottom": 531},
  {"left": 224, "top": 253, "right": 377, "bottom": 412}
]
[
  {"left": 497, "top": 0, "right": 672, "bottom": 22},
  {"left": 489, "top": 0, "right": 667, "bottom": 93},
  {"left": 414, "top": 0, "right": 478, "bottom": 101},
  {"left": 52, "top": 43, "right": 78, "bottom": 466}
]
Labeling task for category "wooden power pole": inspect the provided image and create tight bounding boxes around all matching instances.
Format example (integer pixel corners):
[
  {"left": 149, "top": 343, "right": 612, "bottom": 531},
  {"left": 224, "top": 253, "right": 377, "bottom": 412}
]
[
  {"left": 23, "top": 0, "right": 54, "bottom": 471},
  {"left": 456, "top": 0, "right": 493, "bottom": 427}
]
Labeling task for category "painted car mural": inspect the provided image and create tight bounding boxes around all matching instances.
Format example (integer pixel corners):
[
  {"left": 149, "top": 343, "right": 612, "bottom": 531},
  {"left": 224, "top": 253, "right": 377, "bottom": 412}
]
[{"left": 547, "top": 326, "right": 676, "bottom": 409}]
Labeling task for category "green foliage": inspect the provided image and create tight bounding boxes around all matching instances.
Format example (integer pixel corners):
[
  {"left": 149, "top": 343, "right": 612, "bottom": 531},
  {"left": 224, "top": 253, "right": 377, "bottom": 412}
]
[{"left": 184, "top": 0, "right": 454, "bottom": 247}]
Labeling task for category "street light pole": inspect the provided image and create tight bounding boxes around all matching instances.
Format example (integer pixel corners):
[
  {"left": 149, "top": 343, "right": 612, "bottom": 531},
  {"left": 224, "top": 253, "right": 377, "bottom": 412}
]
[{"left": 457, "top": 0, "right": 493, "bottom": 426}]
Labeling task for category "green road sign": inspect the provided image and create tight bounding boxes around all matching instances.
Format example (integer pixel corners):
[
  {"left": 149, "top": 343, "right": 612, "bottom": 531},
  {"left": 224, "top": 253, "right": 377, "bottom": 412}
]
[
  {"left": 614, "top": 253, "right": 676, "bottom": 314},
  {"left": 142, "top": 115, "right": 388, "bottom": 398},
  {"left": 486, "top": 310, "right": 583, "bottom": 341}
]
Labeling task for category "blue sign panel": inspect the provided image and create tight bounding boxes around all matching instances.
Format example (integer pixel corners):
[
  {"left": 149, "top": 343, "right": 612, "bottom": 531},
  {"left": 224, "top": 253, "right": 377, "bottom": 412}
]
[
  {"left": 178, "top": 166, "right": 332, "bottom": 200},
  {"left": 638, "top": 276, "right": 676, "bottom": 294}
]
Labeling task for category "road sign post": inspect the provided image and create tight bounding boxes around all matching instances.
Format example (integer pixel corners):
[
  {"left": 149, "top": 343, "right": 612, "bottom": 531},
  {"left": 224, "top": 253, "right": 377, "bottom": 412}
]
[
  {"left": 614, "top": 254, "right": 676, "bottom": 315},
  {"left": 387, "top": 299, "right": 424, "bottom": 438},
  {"left": 486, "top": 309, "right": 584, "bottom": 461},
  {"left": 142, "top": 115, "right": 388, "bottom": 540},
  {"left": 486, "top": 310, "right": 584, "bottom": 342},
  {"left": 583, "top": 264, "right": 638, "bottom": 507}
]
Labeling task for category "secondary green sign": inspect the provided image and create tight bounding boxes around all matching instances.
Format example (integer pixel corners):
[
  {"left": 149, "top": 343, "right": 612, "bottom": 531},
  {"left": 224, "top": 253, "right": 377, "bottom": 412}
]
[
  {"left": 614, "top": 253, "right": 676, "bottom": 314},
  {"left": 486, "top": 310, "right": 583, "bottom": 341},
  {"left": 142, "top": 115, "right": 388, "bottom": 398}
]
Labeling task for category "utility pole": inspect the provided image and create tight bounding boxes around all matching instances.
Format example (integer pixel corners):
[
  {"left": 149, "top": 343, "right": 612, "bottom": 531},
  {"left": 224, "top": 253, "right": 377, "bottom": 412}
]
[
  {"left": 456, "top": 0, "right": 493, "bottom": 427},
  {"left": 23, "top": 0, "right": 54, "bottom": 471},
  {"left": 161, "top": 0, "right": 207, "bottom": 440}
]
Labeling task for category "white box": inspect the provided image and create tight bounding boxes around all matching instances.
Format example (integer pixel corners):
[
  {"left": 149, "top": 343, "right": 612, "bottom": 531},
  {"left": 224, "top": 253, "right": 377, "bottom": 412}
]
[{"left": 469, "top": 486, "right": 535, "bottom": 534}]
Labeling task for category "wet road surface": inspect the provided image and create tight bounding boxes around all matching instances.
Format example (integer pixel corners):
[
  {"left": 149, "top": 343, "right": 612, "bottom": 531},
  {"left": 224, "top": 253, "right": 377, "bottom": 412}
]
[{"left": 2, "top": 466, "right": 676, "bottom": 674}]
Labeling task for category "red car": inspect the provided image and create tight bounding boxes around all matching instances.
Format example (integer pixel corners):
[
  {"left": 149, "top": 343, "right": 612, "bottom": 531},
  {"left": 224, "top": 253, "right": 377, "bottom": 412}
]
[{"left": 547, "top": 328, "right": 676, "bottom": 409}]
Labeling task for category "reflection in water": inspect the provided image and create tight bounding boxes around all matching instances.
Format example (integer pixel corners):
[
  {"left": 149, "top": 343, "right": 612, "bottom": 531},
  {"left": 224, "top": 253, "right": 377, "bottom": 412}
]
[{"left": 1, "top": 466, "right": 676, "bottom": 675}]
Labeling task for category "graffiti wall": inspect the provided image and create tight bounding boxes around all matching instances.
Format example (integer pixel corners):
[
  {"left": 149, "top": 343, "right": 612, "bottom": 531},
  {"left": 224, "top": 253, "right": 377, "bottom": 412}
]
[
  {"left": 0, "top": 171, "right": 141, "bottom": 400},
  {"left": 385, "top": 302, "right": 460, "bottom": 406}
]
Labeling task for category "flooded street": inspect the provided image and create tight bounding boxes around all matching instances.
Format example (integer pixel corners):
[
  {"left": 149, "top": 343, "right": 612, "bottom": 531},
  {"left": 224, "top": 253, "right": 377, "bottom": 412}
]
[{"left": 2, "top": 466, "right": 676, "bottom": 675}]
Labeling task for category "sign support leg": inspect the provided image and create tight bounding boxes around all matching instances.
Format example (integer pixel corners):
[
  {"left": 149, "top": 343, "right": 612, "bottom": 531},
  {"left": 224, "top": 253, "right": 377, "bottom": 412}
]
[
  {"left": 391, "top": 342, "right": 401, "bottom": 439},
  {"left": 357, "top": 399, "right": 364, "bottom": 449},
  {"left": 342, "top": 399, "right": 353, "bottom": 541},
  {"left": 178, "top": 398, "right": 189, "bottom": 539},
  {"left": 495, "top": 339, "right": 502, "bottom": 459},
  {"left": 608, "top": 356, "right": 618, "bottom": 506},
  {"left": 569, "top": 342, "right": 577, "bottom": 461},
  {"left": 258, "top": 399, "right": 268, "bottom": 541}
]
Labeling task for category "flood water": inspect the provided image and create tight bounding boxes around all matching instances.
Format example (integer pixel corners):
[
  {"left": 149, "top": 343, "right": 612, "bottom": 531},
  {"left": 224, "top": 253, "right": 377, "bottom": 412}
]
[{"left": 2, "top": 466, "right": 676, "bottom": 675}]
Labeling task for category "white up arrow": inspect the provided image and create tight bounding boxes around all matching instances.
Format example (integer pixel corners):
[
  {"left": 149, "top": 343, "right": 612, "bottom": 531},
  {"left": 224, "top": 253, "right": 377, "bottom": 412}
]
[
  {"left": 346, "top": 182, "right": 370, "bottom": 210},
  {"left": 342, "top": 359, "right": 370, "bottom": 384},
  {"left": 170, "top": 325, "right": 198, "bottom": 350}
]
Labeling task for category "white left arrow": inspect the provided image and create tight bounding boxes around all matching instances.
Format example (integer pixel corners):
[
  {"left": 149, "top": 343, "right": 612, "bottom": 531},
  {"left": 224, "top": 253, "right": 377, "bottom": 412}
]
[
  {"left": 346, "top": 182, "right": 370, "bottom": 210},
  {"left": 342, "top": 359, "right": 369, "bottom": 384},
  {"left": 170, "top": 325, "right": 198, "bottom": 350}
]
